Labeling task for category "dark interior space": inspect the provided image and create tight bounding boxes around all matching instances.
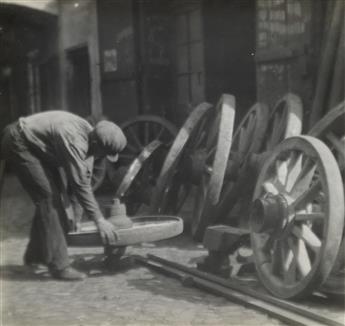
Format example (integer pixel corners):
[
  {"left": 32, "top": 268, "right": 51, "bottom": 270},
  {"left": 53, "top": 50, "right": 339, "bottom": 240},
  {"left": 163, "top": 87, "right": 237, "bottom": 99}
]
[
  {"left": 0, "top": 4, "right": 57, "bottom": 131},
  {"left": 66, "top": 45, "right": 91, "bottom": 118},
  {"left": 203, "top": 0, "right": 256, "bottom": 124}
]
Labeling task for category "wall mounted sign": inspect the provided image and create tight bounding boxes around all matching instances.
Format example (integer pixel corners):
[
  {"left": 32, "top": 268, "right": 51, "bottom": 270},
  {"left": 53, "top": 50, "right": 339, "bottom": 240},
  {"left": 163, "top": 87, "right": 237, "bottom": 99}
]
[{"left": 103, "top": 49, "right": 117, "bottom": 72}]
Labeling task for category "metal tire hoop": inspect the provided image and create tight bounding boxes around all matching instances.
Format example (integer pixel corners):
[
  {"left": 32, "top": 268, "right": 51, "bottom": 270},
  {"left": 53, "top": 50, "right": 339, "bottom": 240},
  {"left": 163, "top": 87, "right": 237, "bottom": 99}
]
[
  {"left": 250, "top": 135, "right": 344, "bottom": 299},
  {"left": 150, "top": 102, "right": 214, "bottom": 214},
  {"left": 191, "top": 94, "right": 236, "bottom": 240}
]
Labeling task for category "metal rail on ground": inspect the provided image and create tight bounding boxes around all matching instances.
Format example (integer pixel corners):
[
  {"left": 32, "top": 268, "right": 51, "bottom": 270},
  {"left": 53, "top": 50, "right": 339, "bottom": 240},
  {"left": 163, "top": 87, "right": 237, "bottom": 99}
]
[{"left": 134, "top": 254, "right": 343, "bottom": 326}]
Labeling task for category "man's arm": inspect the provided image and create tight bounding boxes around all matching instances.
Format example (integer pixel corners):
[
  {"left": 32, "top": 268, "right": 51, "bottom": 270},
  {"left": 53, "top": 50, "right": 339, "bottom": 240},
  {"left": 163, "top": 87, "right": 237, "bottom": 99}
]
[{"left": 56, "top": 134, "right": 118, "bottom": 244}]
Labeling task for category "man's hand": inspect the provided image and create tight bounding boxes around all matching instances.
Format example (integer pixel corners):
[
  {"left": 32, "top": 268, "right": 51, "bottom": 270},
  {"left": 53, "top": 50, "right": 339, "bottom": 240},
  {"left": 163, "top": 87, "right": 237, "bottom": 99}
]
[{"left": 95, "top": 218, "right": 118, "bottom": 245}]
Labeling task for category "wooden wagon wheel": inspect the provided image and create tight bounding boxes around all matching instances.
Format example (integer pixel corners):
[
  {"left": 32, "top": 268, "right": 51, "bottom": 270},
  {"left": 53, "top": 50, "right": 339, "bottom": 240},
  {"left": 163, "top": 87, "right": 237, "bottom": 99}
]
[
  {"left": 262, "top": 93, "right": 303, "bottom": 151},
  {"left": 118, "top": 115, "right": 177, "bottom": 165},
  {"left": 216, "top": 94, "right": 303, "bottom": 227},
  {"left": 106, "top": 115, "right": 177, "bottom": 187},
  {"left": 67, "top": 215, "right": 184, "bottom": 247},
  {"left": 150, "top": 102, "right": 214, "bottom": 215},
  {"left": 250, "top": 136, "right": 344, "bottom": 299},
  {"left": 309, "top": 101, "right": 345, "bottom": 296},
  {"left": 212, "top": 103, "right": 269, "bottom": 224},
  {"left": 115, "top": 140, "right": 165, "bottom": 215},
  {"left": 190, "top": 94, "right": 236, "bottom": 240}
]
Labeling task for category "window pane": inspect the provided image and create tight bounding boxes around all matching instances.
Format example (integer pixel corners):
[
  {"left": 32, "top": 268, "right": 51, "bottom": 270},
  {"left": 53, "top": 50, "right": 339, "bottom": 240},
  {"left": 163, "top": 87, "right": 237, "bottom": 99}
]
[
  {"left": 191, "top": 72, "right": 204, "bottom": 103},
  {"left": 190, "top": 9, "right": 202, "bottom": 41},
  {"left": 190, "top": 41, "right": 204, "bottom": 73},
  {"left": 176, "top": 14, "right": 188, "bottom": 44},
  {"left": 177, "top": 45, "right": 189, "bottom": 73},
  {"left": 177, "top": 75, "right": 190, "bottom": 104}
]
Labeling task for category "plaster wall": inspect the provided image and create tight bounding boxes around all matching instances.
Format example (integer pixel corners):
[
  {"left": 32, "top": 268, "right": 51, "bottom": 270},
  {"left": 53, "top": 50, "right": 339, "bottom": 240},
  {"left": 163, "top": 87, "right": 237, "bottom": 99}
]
[
  {"left": 0, "top": 0, "right": 58, "bottom": 15},
  {"left": 58, "top": 0, "right": 102, "bottom": 117}
]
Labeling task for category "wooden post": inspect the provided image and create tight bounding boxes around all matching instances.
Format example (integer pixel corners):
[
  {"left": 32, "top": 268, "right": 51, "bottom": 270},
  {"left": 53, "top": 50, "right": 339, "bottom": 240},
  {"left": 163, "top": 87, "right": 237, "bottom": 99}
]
[
  {"left": 328, "top": 17, "right": 345, "bottom": 110},
  {"left": 309, "top": 0, "right": 344, "bottom": 128},
  {"left": 0, "top": 160, "right": 6, "bottom": 206}
]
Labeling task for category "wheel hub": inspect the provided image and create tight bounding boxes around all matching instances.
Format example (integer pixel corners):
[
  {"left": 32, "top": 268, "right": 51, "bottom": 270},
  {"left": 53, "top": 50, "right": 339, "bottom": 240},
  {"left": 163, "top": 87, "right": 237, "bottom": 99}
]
[
  {"left": 250, "top": 194, "right": 289, "bottom": 235},
  {"left": 184, "top": 149, "right": 209, "bottom": 185}
]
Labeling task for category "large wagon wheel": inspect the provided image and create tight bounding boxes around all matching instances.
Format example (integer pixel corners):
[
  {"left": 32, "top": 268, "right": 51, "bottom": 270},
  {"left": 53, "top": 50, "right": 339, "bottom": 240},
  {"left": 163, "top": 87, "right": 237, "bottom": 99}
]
[
  {"left": 262, "top": 93, "right": 303, "bottom": 151},
  {"left": 150, "top": 102, "right": 214, "bottom": 215},
  {"left": 115, "top": 140, "right": 165, "bottom": 215},
  {"left": 213, "top": 103, "right": 269, "bottom": 224},
  {"left": 250, "top": 136, "right": 344, "bottom": 299},
  {"left": 217, "top": 94, "right": 303, "bottom": 227},
  {"left": 309, "top": 101, "right": 345, "bottom": 296},
  {"left": 68, "top": 215, "right": 184, "bottom": 269},
  {"left": 119, "top": 115, "right": 177, "bottom": 165},
  {"left": 107, "top": 115, "right": 177, "bottom": 187},
  {"left": 191, "top": 95, "right": 236, "bottom": 240}
]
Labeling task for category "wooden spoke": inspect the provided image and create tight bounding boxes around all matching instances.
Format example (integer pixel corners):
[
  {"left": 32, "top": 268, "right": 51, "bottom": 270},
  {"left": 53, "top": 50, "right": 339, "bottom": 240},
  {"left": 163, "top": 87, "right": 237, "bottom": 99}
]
[
  {"left": 155, "top": 125, "right": 165, "bottom": 141},
  {"left": 284, "top": 238, "right": 297, "bottom": 283},
  {"left": 175, "top": 184, "right": 191, "bottom": 212},
  {"left": 144, "top": 122, "right": 150, "bottom": 144},
  {"left": 326, "top": 131, "right": 345, "bottom": 155},
  {"left": 246, "top": 112, "right": 256, "bottom": 136},
  {"left": 125, "top": 142, "right": 139, "bottom": 154},
  {"left": 276, "top": 160, "right": 288, "bottom": 186},
  {"left": 289, "top": 158, "right": 317, "bottom": 198},
  {"left": 193, "top": 115, "right": 209, "bottom": 146},
  {"left": 263, "top": 181, "right": 279, "bottom": 195},
  {"left": 283, "top": 239, "right": 294, "bottom": 272},
  {"left": 120, "top": 153, "right": 137, "bottom": 160},
  {"left": 238, "top": 127, "right": 247, "bottom": 153},
  {"left": 263, "top": 179, "right": 288, "bottom": 195},
  {"left": 293, "top": 238, "right": 312, "bottom": 277},
  {"left": 292, "top": 225, "right": 322, "bottom": 253},
  {"left": 292, "top": 180, "right": 321, "bottom": 210},
  {"left": 271, "top": 114, "right": 284, "bottom": 144},
  {"left": 206, "top": 145, "right": 216, "bottom": 160},
  {"left": 128, "top": 127, "right": 144, "bottom": 150},
  {"left": 266, "top": 114, "right": 280, "bottom": 149},
  {"left": 285, "top": 153, "right": 302, "bottom": 191},
  {"left": 271, "top": 240, "right": 284, "bottom": 275},
  {"left": 294, "top": 212, "right": 325, "bottom": 222}
]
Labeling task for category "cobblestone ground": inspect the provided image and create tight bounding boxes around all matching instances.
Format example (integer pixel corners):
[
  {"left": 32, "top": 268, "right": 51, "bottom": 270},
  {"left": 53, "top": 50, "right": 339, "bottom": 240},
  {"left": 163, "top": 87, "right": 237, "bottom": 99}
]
[{"left": 0, "top": 174, "right": 343, "bottom": 326}]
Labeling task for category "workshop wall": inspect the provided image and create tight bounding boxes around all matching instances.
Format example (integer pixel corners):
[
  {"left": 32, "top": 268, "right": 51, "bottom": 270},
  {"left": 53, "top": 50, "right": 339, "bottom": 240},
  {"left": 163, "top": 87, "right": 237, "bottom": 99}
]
[
  {"left": 0, "top": 4, "right": 58, "bottom": 131},
  {"left": 255, "top": 0, "right": 324, "bottom": 128},
  {"left": 58, "top": 0, "right": 102, "bottom": 119}
]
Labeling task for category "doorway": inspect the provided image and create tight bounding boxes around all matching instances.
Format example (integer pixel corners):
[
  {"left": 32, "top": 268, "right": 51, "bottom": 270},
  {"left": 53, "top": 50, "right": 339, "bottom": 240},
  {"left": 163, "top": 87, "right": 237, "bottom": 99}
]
[
  {"left": 66, "top": 45, "right": 91, "bottom": 117},
  {"left": 173, "top": 4, "right": 205, "bottom": 124}
]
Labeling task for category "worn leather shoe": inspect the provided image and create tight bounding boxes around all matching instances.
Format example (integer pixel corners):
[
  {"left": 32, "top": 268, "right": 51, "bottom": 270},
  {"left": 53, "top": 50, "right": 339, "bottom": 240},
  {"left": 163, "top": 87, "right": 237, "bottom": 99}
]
[{"left": 50, "top": 267, "right": 87, "bottom": 281}]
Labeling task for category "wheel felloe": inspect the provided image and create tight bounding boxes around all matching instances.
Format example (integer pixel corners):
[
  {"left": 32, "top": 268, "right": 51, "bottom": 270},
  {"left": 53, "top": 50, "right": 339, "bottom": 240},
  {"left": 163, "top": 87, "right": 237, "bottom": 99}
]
[{"left": 251, "top": 135, "right": 344, "bottom": 299}]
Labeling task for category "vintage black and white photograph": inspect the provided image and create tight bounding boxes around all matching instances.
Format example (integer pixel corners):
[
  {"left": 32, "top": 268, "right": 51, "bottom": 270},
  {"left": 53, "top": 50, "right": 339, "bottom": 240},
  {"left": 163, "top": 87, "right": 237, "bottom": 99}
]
[{"left": 0, "top": 0, "right": 344, "bottom": 325}]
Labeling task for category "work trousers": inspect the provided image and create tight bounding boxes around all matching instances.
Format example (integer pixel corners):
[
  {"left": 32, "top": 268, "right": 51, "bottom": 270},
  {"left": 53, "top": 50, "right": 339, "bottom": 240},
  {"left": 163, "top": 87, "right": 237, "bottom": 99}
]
[{"left": 1, "top": 122, "right": 70, "bottom": 271}]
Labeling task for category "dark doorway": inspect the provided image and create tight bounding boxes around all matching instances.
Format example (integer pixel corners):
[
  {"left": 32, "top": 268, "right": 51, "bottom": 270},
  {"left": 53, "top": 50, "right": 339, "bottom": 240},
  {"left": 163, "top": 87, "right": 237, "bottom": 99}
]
[
  {"left": 173, "top": 3, "right": 206, "bottom": 124},
  {"left": 66, "top": 46, "right": 91, "bottom": 117},
  {"left": 39, "top": 55, "right": 59, "bottom": 111},
  {"left": 204, "top": 0, "right": 256, "bottom": 122}
]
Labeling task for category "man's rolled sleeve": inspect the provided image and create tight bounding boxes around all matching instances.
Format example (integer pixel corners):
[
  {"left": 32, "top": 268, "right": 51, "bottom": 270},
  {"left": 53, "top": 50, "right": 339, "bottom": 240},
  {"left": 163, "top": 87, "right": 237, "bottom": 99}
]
[{"left": 56, "top": 135, "right": 104, "bottom": 222}]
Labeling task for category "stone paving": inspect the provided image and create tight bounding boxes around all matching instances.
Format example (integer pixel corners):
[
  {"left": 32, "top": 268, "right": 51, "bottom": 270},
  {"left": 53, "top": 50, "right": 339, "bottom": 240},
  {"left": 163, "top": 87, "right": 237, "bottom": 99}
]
[{"left": 0, "top": 174, "right": 343, "bottom": 326}]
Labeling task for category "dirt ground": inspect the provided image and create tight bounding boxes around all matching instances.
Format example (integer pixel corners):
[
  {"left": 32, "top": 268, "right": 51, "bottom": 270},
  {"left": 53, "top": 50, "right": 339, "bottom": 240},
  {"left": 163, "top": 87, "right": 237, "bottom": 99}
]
[{"left": 0, "top": 174, "right": 344, "bottom": 326}]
